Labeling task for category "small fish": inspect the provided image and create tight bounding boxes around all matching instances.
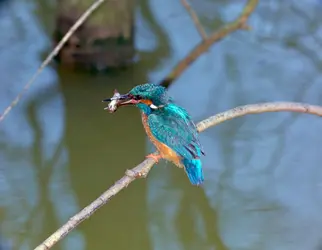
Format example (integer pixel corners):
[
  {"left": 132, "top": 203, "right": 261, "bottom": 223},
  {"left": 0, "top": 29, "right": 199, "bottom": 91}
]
[{"left": 103, "top": 89, "right": 121, "bottom": 113}]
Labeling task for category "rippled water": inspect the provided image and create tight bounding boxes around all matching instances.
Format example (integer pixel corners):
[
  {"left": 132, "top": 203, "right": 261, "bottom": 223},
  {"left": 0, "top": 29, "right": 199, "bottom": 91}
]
[{"left": 1, "top": 0, "right": 322, "bottom": 249}]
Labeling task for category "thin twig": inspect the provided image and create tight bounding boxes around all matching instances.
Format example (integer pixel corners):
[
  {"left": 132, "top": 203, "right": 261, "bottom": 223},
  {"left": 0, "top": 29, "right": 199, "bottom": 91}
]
[
  {"left": 180, "top": 0, "right": 207, "bottom": 40},
  {"left": 160, "top": 0, "right": 258, "bottom": 88},
  {"left": 0, "top": 0, "right": 107, "bottom": 123},
  {"left": 34, "top": 101, "right": 322, "bottom": 250}
]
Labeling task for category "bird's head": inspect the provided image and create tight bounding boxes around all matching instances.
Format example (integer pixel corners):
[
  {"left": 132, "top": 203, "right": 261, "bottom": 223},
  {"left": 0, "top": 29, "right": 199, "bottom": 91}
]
[{"left": 103, "top": 83, "right": 170, "bottom": 113}]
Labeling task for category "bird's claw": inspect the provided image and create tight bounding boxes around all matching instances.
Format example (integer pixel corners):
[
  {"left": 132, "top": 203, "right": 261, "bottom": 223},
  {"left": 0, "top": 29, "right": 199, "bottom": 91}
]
[{"left": 146, "top": 153, "right": 162, "bottom": 163}]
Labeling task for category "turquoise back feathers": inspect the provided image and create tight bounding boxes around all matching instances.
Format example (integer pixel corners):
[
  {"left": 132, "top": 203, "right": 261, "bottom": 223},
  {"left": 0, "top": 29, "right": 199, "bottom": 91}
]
[
  {"left": 130, "top": 83, "right": 205, "bottom": 185},
  {"left": 147, "top": 103, "right": 205, "bottom": 185}
]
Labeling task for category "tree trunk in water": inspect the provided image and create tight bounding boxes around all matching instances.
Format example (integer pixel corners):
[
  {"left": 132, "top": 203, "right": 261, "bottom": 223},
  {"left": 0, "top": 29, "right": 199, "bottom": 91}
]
[{"left": 54, "top": 0, "right": 135, "bottom": 71}]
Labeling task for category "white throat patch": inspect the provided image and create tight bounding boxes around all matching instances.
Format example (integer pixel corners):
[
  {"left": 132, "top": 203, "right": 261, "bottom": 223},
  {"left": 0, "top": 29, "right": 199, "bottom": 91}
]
[{"left": 150, "top": 104, "right": 159, "bottom": 109}]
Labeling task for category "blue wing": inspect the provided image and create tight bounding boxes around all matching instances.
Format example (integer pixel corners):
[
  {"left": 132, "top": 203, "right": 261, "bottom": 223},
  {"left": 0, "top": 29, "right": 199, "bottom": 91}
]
[
  {"left": 166, "top": 103, "right": 204, "bottom": 154},
  {"left": 147, "top": 104, "right": 204, "bottom": 160}
]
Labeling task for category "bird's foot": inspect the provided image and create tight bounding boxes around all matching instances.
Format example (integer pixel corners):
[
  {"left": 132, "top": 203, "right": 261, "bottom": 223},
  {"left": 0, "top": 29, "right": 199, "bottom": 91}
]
[{"left": 146, "top": 153, "right": 162, "bottom": 163}]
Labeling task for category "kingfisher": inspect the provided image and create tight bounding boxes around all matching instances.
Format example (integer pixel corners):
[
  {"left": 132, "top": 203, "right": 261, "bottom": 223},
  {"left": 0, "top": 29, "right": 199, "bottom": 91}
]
[{"left": 103, "top": 83, "right": 205, "bottom": 185}]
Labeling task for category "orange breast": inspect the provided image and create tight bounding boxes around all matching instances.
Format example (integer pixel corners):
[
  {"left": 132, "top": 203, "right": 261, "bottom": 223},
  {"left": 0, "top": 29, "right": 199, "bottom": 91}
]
[{"left": 141, "top": 113, "right": 183, "bottom": 168}]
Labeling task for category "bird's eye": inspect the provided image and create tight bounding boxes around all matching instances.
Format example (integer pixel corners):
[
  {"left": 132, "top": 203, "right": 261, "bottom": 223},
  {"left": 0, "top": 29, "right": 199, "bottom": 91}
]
[{"left": 134, "top": 95, "right": 142, "bottom": 100}]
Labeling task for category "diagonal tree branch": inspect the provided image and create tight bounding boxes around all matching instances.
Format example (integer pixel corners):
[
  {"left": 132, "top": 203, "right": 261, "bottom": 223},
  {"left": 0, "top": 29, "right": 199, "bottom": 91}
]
[
  {"left": 34, "top": 101, "right": 322, "bottom": 250},
  {"left": 160, "top": 0, "right": 258, "bottom": 88},
  {"left": 180, "top": 0, "right": 207, "bottom": 40},
  {"left": 0, "top": 0, "right": 107, "bottom": 123}
]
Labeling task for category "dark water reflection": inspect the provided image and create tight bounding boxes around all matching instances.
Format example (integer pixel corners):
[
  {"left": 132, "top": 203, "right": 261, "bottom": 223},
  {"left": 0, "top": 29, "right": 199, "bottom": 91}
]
[{"left": 1, "top": 0, "right": 322, "bottom": 249}]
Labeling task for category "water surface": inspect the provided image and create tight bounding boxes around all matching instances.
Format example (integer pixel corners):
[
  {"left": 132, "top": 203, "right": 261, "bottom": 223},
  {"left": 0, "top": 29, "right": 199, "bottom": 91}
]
[{"left": 0, "top": 0, "right": 322, "bottom": 249}]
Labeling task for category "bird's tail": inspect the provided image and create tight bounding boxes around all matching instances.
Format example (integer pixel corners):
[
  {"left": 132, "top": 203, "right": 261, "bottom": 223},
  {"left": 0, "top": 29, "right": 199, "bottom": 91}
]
[{"left": 182, "top": 158, "right": 204, "bottom": 186}]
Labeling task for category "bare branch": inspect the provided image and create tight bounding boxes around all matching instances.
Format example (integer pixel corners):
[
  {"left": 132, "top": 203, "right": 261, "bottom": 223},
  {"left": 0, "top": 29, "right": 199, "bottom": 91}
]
[
  {"left": 180, "top": 0, "right": 207, "bottom": 40},
  {"left": 0, "top": 0, "right": 107, "bottom": 123},
  {"left": 160, "top": 0, "right": 259, "bottom": 88},
  {"left": 34, "top": 101, "right": 322, "bottom": 250}
]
